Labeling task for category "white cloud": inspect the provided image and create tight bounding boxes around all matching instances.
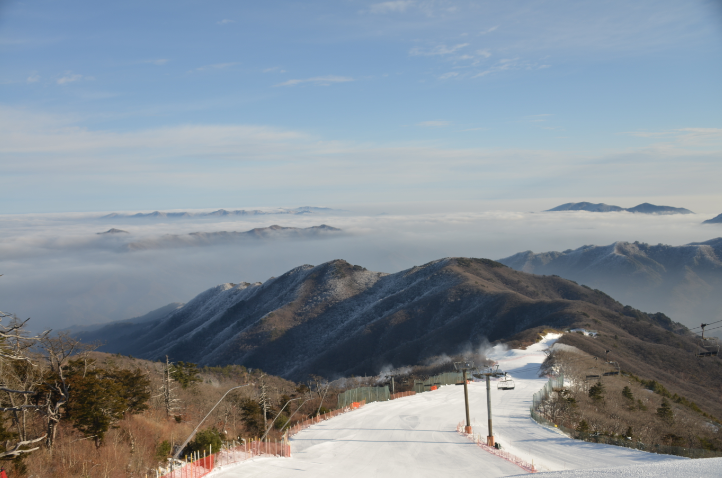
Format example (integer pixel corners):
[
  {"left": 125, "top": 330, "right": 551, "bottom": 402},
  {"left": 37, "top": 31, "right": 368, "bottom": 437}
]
[
  {"left": 524, "top": 114, "right": 553, "bottom": 123},
  {"left": 26, "top": 74, "right": 40, "bottom": 83},
  {"left": 217, "top": 19, "right": 235, "bottom": 25},
  {"left": 476, "top": 49, "right": 491, "bottom": 58},
  {"left": 624, "top": 128, "right": 722, "bottom": 147},
  {"left": 472, "top": 58, "right": 551, "bottom": 78},
  {"left": 57, "top": 73, "right": 84, "bottom": 85},
  {"left": 417, "top": 120, "right": 450, "bottom": 127},
  {"left": 479, "top": 26, "right": 498, "bottom": 35},
  {"left": 192, "top": 62, "right": 239, "bottom": 72},
  {"left": 369, "top": 1, "right": 414, "bottom": 14},
  {"left": 410, "top": 43, "right": 469, "bottom": 56},
  {"left": 274, "top": 76, "right": 354, "bottom": 87},
  {"left": 263, "top": 67, "right": 287, "bottom": 73},
  {"left": 439, "top": 72, "right": 458, "bottom": 80}
]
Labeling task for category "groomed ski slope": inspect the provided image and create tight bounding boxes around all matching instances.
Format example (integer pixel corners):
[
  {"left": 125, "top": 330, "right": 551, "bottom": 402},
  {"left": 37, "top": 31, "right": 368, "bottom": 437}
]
[{"left": 210, "top": 334, "right": 689, "bottom": 477}]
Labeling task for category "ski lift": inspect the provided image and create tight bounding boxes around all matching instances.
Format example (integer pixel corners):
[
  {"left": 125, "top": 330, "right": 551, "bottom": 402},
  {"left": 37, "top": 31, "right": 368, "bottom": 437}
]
[
  {"left": 603, "top": 359, "right": 620, "bottom": 376},
  {"left": 696, "top": 324, "right": 720, "bottom": 358},
  {"left": 497, "top": 372, "right": 515, "bottom": 390}
]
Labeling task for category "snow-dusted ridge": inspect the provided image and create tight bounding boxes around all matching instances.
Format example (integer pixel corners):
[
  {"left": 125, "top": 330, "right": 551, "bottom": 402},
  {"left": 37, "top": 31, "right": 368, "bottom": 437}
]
[
  {"left": 83, "top": 257, "right": 619, "bottom": 379},
  {"left": 498, "top": 238, "right": 722, "bottom": 327}
]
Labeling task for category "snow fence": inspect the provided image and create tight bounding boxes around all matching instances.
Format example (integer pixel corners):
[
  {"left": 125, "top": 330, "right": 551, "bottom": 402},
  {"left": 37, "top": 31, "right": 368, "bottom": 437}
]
[
  {"left": 337, "top": 386, "right": 389, "bottom": 408},
  {"left": 531, "top": 374, "right": 564, "bottom": 411},
  {"left": 413, "top": 372, "right": 465, "bottom": 393}
]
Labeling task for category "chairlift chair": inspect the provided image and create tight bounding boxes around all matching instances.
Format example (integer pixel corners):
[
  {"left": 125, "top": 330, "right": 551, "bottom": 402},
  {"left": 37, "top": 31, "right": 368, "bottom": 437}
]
[
  {"left": 696, "top": 323, "right": 720, "bottom": 358},
  {"left": 497, "top": 372, "right": 515, "bottom": 390}
]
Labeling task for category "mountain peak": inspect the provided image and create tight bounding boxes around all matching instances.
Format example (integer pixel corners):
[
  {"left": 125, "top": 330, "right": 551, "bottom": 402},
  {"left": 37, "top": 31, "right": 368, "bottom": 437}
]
[
  {"left": 545, "top": 201, "right": 693, "bottom": 214},
  {"left": 702, "top": 213, "right": 722, "bottom": 224}
]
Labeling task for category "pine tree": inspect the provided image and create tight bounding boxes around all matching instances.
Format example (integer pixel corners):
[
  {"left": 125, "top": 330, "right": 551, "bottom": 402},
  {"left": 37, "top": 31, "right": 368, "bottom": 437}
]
[
  {"left": 64, "top": 364, "right": 126, "bottom": 448},
  {"left": 576, "top": 420, "right": 590, "bottom": 433},
  {"left": 240, "top": 399, "right": 265, "bottom": 436},
  {"left": 169, "top": 361, "right": 201, "bottom": 389},
  {"left": 622, "top": 386, "right": 634, "bottom": 401},
  {"left": 588, "top": 381, "right": 605, "bottom": 402},
  {"left": 657, "top": 398, "right": 674, "bottom": 424}
]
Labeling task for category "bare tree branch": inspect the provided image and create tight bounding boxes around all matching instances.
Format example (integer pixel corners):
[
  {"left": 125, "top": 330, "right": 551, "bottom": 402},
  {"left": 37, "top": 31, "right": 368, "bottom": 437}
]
[
  {"left": 0, "top": 387, "right": 35, "bottom": 394},
  {"left": 0, "top": 435, "right": 47, "bottom": 459}
]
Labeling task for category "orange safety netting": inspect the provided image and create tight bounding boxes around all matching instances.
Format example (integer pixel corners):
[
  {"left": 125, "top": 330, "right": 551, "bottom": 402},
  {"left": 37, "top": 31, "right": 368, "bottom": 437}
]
[
  {"left": 389, "top": 391, "right": 416, "bottom": 400},
  {"left": 287, "top": 400, "right": 366, "bottom": 438},
  {"left": 159, "top": 401, "right": 368, "bottom": 478},
  {"left": 456, "top": 422, "right": 537, "bottom": 473},
  {"left": 159, "top": 440, "right": 290, "bottom": 478}
]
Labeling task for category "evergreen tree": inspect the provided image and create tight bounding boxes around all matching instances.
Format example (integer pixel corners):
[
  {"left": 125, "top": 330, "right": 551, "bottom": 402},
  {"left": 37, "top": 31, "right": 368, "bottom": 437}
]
[
  {"left": 657, "top": 399, "right": 674, "bottom": 424},
  {"left": 240, "top": 398, "right": 265, "bottom": 437},
  {"left": 110, "top": 368, "right": 151, "bottom": 415},
  {"left": 622, "top": 386, "right": 634, "bottom": 401},
  {"left": 65, "top": 371, "right": 126, "bottom": 447},
  {"left": 170, "top": 361, "right": 201, "bottom": 389},
  {"left": 588, "top": 381, "right": 605, "bottom": 402},
  {"left": 576, "top": 420, "right": 590, "bottom": 433},
  {"left": 187, "top": 428, "right": 223, "bottom": 455},
  {"left": 62, "top": 358, "right": 151, "bottom": 447}
]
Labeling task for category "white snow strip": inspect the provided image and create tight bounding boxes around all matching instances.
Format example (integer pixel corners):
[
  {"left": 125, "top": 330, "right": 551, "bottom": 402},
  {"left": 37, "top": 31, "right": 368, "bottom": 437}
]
[{"left": 506, "top": 457, "right": 722, "bottom": 477}]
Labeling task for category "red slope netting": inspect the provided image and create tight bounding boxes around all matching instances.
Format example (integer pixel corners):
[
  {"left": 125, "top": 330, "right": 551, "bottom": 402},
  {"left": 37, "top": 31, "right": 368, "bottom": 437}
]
[
  {"left": 160, "top": 441, "right": 289, "bottom": 478},
  {"left": 160, "top": 401, "right": 368, "bottom": 478},
  {"left": 287, "top": 400, "right": 365, "bottom": 438},
  {"left": 457, "top": 422, "right": 537, "bottom": 474},
  {"left": 390, "top": 391, "right": 416, "bottom": 400}
]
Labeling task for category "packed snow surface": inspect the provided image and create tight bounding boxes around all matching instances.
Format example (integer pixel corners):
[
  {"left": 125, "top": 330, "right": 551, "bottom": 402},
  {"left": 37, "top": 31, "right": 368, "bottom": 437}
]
[
  {"left": 509, "top": 457, "right": 722, "bottom": 477},
  {"left": 210, "top": 334, "right": 692, "bottom": 477}
]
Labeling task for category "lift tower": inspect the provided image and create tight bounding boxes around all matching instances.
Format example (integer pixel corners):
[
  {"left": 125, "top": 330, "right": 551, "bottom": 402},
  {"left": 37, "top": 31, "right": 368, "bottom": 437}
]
[{"left": 454, "top": 361, "right": 474, "bottom": 434}]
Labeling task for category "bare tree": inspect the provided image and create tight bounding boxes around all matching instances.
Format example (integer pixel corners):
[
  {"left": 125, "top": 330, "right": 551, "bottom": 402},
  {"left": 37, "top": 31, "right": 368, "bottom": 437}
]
[
  {"left": 36, "top": 332, "right": 96, "bottom": 452},
  {"left": 0, "top": 313, "right": 48, "bottom": 459},
  {"left": 159, "top": 356, "right": 179, "bottom": 417}
]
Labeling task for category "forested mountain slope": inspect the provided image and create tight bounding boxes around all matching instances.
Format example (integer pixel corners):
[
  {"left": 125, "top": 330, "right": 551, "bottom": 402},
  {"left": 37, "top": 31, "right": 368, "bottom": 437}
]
[{"left": 499, "top": 238, "right": 722, "bottom": 325}]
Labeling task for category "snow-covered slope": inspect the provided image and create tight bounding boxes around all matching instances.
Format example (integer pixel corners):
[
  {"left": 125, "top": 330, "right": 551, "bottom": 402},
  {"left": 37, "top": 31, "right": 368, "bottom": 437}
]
[
  {"left": 511, "top": 458, "right": 722, "bottom": 478},
  {"left": 208, "top": 334, "right": 689, "bottom": 478}
]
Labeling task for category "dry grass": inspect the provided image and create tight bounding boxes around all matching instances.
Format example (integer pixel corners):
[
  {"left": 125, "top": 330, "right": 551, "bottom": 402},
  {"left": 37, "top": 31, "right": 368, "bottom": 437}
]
[
  {"left": 12, "top": 352, "right": 340, "bottom": 478},
  {"left": 539, "top": 348, "right": 722, "bottom": 451}
]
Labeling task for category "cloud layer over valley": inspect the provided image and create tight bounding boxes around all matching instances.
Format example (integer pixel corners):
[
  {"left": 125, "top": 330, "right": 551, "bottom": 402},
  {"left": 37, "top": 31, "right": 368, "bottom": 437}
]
[{"left": 1, "top": 207, "right": 719, "bottom": 334}]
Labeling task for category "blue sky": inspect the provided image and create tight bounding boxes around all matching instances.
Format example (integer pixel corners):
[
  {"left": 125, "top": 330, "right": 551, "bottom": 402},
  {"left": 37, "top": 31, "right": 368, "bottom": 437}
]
[{"left": 1, "top": 0, "right": 721, "bottom": 213}]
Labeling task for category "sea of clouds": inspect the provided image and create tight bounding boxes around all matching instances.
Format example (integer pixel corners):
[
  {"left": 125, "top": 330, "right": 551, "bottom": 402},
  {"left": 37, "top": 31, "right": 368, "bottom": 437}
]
[{"left": 0, "top": 207, "right": 719, "bottom": 333}]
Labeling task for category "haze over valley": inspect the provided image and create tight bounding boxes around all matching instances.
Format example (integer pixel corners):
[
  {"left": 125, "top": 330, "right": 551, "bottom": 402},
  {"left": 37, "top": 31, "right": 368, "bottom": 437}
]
[{"left": 2, "top": 205, "right": 721, "bottom": 336}]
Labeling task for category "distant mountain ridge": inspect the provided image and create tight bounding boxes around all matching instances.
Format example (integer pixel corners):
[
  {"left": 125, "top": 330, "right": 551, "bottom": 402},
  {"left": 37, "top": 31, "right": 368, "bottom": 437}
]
[
  {"left": 71, "top": 257, "right": 722, "bottom": 420},
  {"left": 498, "top": 238, "right": 722, "bottom": 324},
  {"left": 703, "top": 213, "right": 722, "bottom": 224},
  {"left": 101, "top": 206, "right": 339, "bottom": 220},
  {"left": 72, "top": 257, "right": 688, "bottom": 380},
  {"left": 124, "top": 224, "right": 342, "bottom": 251},
  {"left": 547, "top": 202, "right": 694, "bottom": 214}
]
